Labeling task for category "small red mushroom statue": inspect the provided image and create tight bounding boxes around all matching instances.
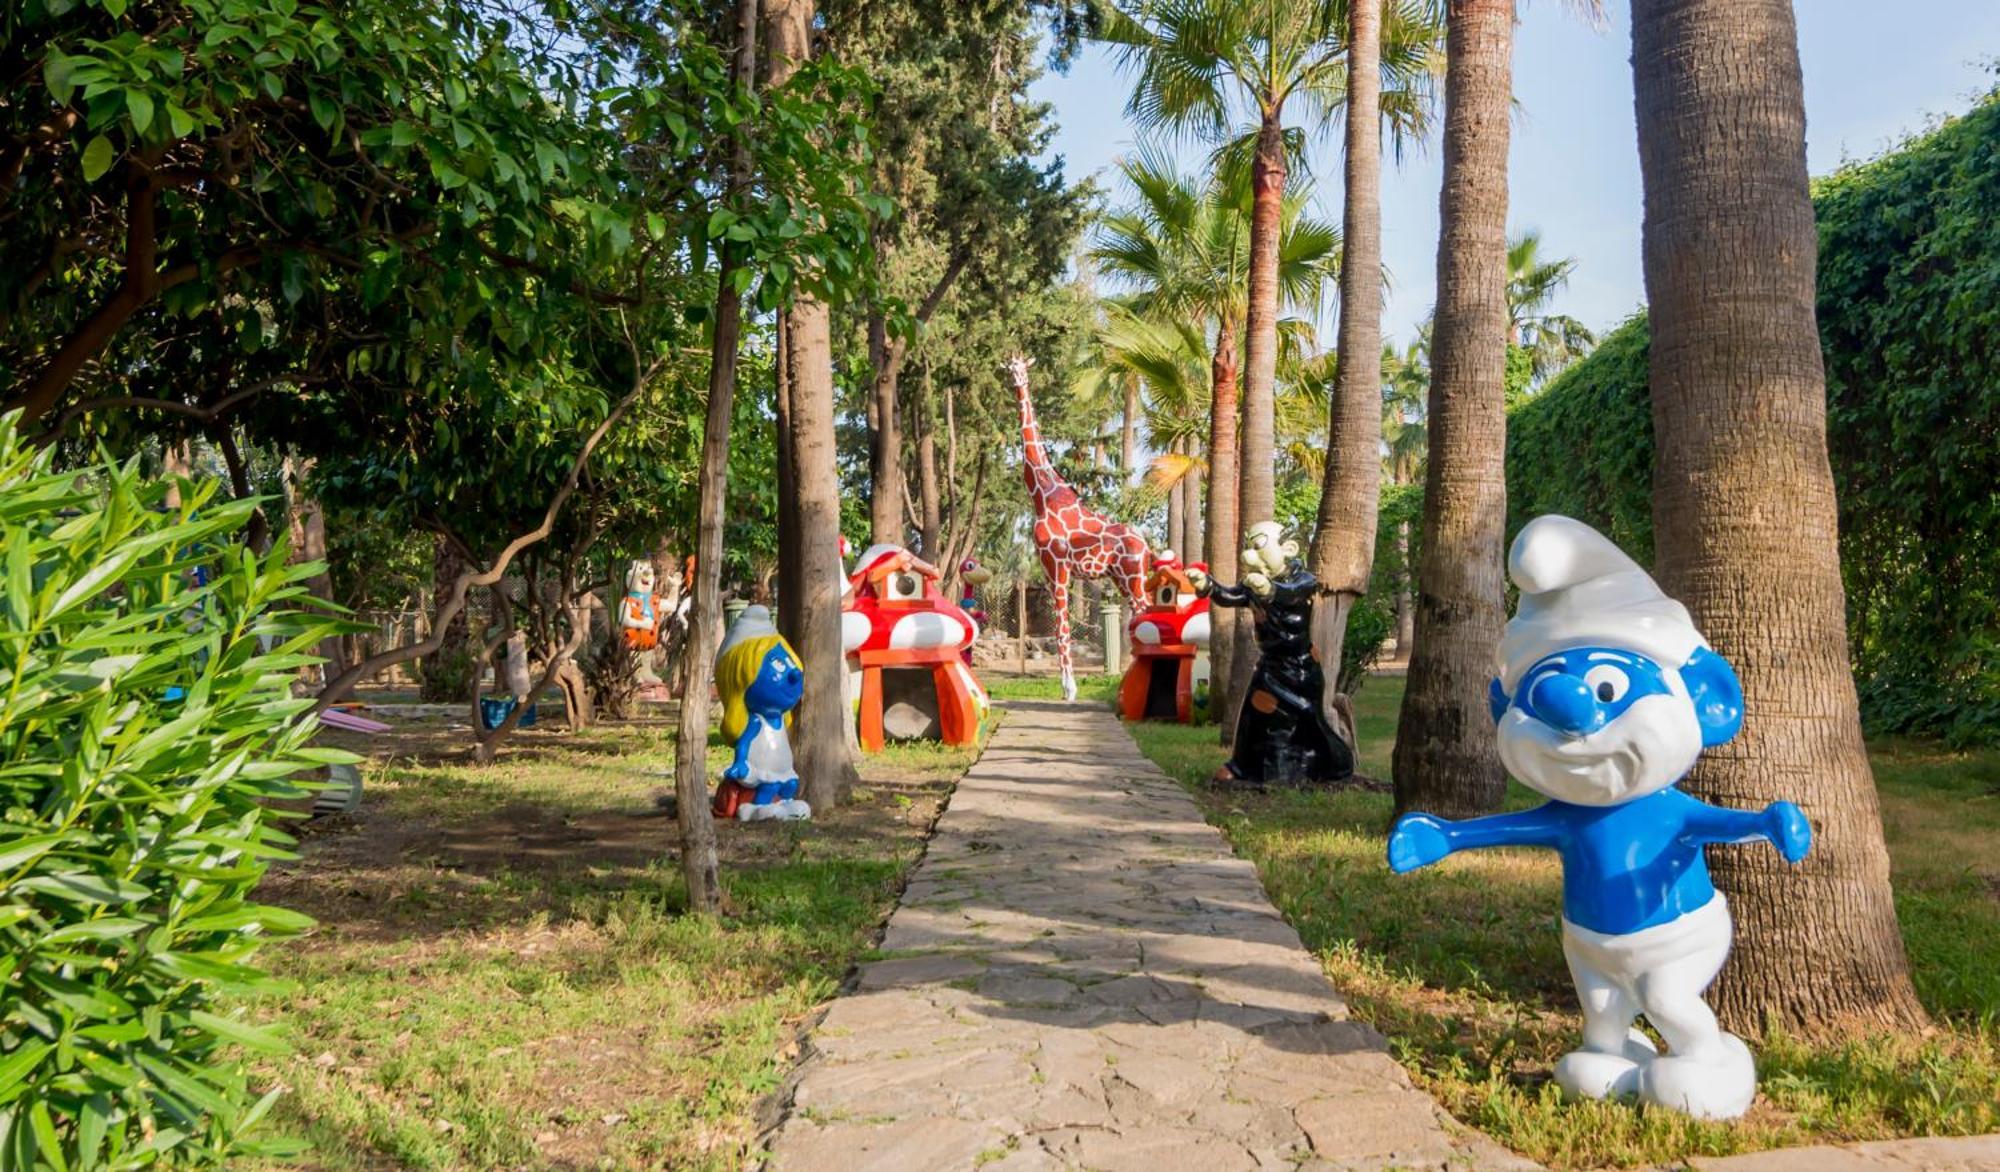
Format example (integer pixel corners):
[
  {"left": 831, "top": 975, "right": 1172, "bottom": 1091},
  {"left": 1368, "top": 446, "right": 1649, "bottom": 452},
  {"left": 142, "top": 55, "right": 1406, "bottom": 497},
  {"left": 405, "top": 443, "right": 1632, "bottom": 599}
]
[
  {"left": 1118, "top": 550, "right": 1212, "bottom": 723},
  {"left": 840, "top": 543, "right": 989, "bottom": 751}
]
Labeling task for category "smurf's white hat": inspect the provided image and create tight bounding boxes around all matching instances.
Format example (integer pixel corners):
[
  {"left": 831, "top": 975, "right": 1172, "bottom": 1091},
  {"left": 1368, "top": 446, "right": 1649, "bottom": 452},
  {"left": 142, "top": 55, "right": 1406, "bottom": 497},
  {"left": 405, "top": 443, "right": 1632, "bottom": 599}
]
[
  {"left": 1497, "top": 516, "right": 1706, "bottom": 690},
  {"left": 719, "top": 604, "right": 780, "bottom": 661}
]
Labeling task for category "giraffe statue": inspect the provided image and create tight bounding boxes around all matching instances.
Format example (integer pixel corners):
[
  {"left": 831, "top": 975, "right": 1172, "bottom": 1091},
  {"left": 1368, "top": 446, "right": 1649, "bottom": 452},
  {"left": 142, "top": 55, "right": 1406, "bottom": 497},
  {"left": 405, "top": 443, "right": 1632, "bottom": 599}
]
[{"left": 1008, "top": 355, "right": 1150, "bottom": 701}]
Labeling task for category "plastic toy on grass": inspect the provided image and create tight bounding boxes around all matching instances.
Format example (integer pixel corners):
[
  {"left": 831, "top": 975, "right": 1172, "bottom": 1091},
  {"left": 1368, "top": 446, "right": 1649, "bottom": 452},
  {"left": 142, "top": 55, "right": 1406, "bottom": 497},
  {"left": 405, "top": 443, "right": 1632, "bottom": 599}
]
[
  {"left": 1386, "top": 515, "right": 1812, "bottom": 1121},
  {"left": 712, "top": 605, "right": 811, "bottom": 821},
  {"left": 1119, "top": 550, "right": 1211, "bottom": 723},
  {"left": 840, "top": 544, "right": 988, "bottom": 751},
  {"left": 1190, "top": 522, "right": 1351, "bottom": 786}
]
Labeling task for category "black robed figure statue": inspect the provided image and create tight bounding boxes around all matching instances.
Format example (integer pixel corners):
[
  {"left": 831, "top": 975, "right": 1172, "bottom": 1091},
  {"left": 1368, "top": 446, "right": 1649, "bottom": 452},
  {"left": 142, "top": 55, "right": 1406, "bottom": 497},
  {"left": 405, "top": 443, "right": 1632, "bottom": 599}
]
[{"left": 1192, "top": 521, "right": 1354, "bottom": 788}]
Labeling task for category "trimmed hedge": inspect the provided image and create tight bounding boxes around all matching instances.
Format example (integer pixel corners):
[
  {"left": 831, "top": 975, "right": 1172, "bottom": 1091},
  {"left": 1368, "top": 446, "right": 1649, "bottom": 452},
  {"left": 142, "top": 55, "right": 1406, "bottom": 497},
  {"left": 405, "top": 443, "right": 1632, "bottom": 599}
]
[{"left": 1506, "top": 87, "right": 2000, "bottom": 744}]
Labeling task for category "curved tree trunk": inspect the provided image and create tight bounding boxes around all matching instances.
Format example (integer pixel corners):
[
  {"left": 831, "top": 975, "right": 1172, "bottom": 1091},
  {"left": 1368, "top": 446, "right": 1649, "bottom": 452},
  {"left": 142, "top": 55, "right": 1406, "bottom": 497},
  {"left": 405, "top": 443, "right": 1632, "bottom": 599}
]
[
  {"left": 1204, "top": 319, "right": 1242, "bottom": 733},
  {"left": 1308, "top": 0, "right": 1385, "bottom": 739},
  {"left": 1392, "top": 0, "right": 1513, "bottom": 818},
  {"left": 1632, "top": 0, "right": 1926, "bottom": 1033},
  {"left": 770, "top": 0, "right": 858, "bottom": 810},
  {"left": 421, "top": 535, "right": 473, "bottom": 702}
]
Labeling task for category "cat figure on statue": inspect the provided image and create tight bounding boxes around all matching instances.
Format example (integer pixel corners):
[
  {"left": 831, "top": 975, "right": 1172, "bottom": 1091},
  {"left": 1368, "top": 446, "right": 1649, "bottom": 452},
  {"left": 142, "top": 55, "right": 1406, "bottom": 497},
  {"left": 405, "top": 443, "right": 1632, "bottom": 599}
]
[{"left": 1387, "top": 515, "right": 1812, "bottom": 1120}]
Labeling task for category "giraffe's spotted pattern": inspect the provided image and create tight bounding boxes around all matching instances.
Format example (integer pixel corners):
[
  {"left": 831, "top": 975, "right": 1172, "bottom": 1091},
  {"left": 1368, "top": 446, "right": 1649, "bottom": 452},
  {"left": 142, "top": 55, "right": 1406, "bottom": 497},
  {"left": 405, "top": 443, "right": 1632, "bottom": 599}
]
[{"left": 1008, "top": 356, "right": 1150, "bottom": 699}]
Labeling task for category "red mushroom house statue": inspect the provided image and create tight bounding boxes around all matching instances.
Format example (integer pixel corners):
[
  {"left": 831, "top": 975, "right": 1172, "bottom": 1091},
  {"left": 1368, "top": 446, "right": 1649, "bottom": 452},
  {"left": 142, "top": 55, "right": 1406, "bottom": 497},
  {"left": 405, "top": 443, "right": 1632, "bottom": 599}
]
[
  {"left": 1119, "top": 550, "right": 1212, "bottom": 723},
  {"left": 840, "top": 544, "right": 989, "bottom": 751}
]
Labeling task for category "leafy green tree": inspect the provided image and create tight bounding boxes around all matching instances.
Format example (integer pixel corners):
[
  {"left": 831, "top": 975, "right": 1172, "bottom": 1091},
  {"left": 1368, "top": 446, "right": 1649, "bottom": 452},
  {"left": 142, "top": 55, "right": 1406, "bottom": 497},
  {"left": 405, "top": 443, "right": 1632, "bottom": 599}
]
[{"left": 0, "top": 414, "right": 346, "bottom": 1166}]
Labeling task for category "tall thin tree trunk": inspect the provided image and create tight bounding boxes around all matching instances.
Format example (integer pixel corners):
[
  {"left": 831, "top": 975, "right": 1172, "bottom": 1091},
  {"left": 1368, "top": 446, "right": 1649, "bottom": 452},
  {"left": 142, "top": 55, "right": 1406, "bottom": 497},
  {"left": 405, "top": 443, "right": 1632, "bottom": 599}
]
[
  {"left": 1227, "top": 117, "right": 1286, "bottom": 730},
  {"left": 915, "top": 362, "right": 942, "bottom": 556},
  {"left": 1182, "top": 470, "right": 1201, "bottom": 567},
  {"left": 1205, "top": 320, "right": 1242, "bottom": 733},
  {"left": 770, "top": 0, "right": 857, "bottom": 808},
  {"left": 1165, "top": 441, "right": 1185, "bottom": 557},
  {"left": 1393, "top": 0, "right": 1514, "bottom": 818},
  {"left": 421, "top": 535, "right": 472, "bottom": 702},
  {"left": 283, "top": 456, "right": 347, "bottom": 687},
  {"left": 673, "top": 0, "right": 761, "bottom": 915},
  {"left": 1308, "top": 0, "right": 1386, "bottom": 735},
  {"left": 1121, "top": 374, "right": 1139, "bottom": 481},
  {"left": 1632, "top": 0, "right": 1925, "bottom": 1032},
  {"left": 1395, "top": 519, "right": 1415, "bottom": 656},
  {"left": 867, "top": 311, "right": 903, "bottom": 544},
  {"left": 774, "top": 322, "right": 801, "bottom": 642}
]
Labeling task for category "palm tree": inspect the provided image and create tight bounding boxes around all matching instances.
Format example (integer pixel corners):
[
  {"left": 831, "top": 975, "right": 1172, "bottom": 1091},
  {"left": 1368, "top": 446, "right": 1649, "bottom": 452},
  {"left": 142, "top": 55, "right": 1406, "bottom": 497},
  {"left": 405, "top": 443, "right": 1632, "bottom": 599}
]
[
  {"left": 1092, "top": 147, "right": 1338, "bottom": 727},
  {"left": 1632, "top": 0, "right": 1924, "bottom": 1031},
  {"left": 1099, "top": 0, "right": 1435, "bottom": 731},
  {"left": 1306, "top": 0, "right": 1443, "bottom": 738},
  {"left": 1392, "top": 0, "right": 1516, "bottom": 818},
  {"left": 1505, "top": 229, "right": 1595, "bottom": 386},
  {"left": 1381, "top": 337, "right": 1427, "bottom": 655}
]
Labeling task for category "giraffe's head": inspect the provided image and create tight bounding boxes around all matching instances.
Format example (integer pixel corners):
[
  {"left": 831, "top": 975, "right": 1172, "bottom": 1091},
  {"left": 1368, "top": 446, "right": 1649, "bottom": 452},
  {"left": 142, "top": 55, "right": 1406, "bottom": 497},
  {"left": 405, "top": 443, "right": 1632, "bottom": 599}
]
[{"left": 1004, "top": 354, "right": 1034, "bottom": 388}]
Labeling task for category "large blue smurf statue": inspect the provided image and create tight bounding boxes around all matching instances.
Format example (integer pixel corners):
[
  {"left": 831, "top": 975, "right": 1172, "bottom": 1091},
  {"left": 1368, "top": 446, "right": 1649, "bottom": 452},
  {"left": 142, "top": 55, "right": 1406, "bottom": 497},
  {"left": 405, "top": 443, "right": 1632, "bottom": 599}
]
[{"left": 1388, "top": 515, "right": 1812, "bottom": 1120}]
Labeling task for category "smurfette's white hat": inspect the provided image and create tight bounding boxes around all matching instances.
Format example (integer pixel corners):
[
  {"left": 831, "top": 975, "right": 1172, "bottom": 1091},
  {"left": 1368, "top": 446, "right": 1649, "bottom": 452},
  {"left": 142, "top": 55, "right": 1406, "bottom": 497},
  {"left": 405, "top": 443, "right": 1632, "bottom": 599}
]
[
  {"left": 1496, "top": 516, "right": 1707, "bottom": 690},
  {"left": 719, "top": 604, "right": 780, "bottom": 662}
]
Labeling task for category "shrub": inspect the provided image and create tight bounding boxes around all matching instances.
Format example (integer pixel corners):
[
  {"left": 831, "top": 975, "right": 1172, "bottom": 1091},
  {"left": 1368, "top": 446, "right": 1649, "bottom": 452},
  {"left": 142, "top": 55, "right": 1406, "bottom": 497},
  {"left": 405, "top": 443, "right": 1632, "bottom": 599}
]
[{"left": 0, "top": 416, "right": 347, "bottom": 1167}]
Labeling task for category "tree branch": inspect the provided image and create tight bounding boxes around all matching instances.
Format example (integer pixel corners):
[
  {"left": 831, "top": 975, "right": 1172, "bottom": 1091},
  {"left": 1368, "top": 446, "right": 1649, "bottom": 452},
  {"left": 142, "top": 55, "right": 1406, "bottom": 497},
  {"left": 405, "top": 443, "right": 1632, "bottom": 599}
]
[{"left": 312, "top": 353, "right": 668, "bottom": 711}]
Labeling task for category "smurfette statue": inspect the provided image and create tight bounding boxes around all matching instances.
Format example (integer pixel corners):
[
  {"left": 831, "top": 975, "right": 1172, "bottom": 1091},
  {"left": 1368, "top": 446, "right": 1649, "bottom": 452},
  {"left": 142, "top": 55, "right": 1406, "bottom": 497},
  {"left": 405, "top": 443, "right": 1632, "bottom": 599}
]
[
  {"left": 1387, "top": 515, "right": 1812, "bottom": 1120},
  {"left": 711, "top": 605, "right": 811, "bottom": 822}
]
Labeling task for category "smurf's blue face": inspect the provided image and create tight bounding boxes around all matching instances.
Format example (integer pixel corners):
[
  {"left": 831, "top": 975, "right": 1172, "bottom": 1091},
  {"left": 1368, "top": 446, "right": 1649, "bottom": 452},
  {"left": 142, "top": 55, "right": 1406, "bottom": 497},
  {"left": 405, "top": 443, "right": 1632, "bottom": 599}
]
[
  {"left": 744, "top": 644, "right": 804, "bottom": 715},
  {"left": 1490, "top": 647, "right": 1672, "bottom": 737}
]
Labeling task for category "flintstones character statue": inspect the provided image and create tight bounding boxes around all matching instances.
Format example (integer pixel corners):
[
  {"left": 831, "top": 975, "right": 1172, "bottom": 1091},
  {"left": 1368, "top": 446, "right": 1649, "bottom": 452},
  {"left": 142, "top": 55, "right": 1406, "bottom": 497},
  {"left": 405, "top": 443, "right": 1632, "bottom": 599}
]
[
  {"left": 620, "top": 559, "right": 664, "bottom": 651},
  {"left": 711, "top": 605, "right": 811, "bottom": 821},
  {"left": 1387, "top": 515, "right": 1812, "bottom": 1120},
  {"left": 1188, "top": 521, "right": 1352, "bottom": 786}
]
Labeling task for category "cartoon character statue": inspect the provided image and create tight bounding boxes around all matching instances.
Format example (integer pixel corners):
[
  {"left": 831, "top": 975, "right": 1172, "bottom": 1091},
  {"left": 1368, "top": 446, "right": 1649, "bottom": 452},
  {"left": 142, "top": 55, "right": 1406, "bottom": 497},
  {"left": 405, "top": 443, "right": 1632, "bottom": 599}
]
[
  {"left": 621, "top": 559, "right": 664, "bottom": 651},
  {"left": 711, "top": 605, "right": 811, "bottom": 821},
  {"left": 1387, "top": 515, "right": 1813, "bottom": 1120},
  {"left": 957, "top": 558, "right": 992, "bottom": 666},
  {"left": 1188, "top": 522, "right": 1352, "bottom": 786},
  {"left": 1120, "top": 550, "right": 1211, "bottom": 723},
  {"left": 840, "top": 544, "right": 987, "bottom": 750}
]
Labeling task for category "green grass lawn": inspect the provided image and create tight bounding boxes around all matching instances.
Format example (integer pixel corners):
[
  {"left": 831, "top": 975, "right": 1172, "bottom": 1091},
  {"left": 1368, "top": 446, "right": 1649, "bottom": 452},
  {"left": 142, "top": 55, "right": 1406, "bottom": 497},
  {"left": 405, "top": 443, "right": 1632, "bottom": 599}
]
[
  {"left": 245, "top": 712, "right": 992, "bottom": 1170},
  {"left": 1118, "top": 675, "right": 2000, "bottom": 1169}
]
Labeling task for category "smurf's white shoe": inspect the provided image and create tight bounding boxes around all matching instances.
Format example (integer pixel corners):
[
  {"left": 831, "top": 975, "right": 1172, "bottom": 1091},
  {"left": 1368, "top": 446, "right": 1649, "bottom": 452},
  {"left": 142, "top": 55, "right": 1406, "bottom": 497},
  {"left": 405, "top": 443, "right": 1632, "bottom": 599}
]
[
  {"left": 777, "top": 798, "right": 812, "bottom": 820},
  {"left": 738, "top": 801, "right": 783, "bottom": 822},
  {"left": 1555, "top": 1029, "right": 1657, "bottom": 1101},
  {"left": 1640, "top": 1032, "right": 1756, "bottom": 1120}
]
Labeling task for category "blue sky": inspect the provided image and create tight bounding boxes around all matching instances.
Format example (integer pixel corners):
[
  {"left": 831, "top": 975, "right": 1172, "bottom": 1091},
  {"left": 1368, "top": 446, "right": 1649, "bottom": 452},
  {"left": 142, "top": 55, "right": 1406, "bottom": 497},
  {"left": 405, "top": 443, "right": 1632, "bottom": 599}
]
[{"left": 1030, "top": 2, "right": 2000, "bottom": 347}]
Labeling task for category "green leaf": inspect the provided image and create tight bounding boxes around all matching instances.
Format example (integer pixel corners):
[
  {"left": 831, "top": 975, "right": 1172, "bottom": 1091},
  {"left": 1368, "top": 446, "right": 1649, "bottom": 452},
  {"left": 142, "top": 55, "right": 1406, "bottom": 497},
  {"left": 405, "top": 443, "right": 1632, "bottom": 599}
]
[
  {"left": 0, "top": 1043, "right": 51, "bottom": 1101},
  {"left": 80, "top": 136, "right": 116, "bottom": 183},
  {"left": 190, "top": 1011, "right": 287, "bottom": 1054},
  {"left": 126, "top": 90, "right": 154, "bottom": 135}
]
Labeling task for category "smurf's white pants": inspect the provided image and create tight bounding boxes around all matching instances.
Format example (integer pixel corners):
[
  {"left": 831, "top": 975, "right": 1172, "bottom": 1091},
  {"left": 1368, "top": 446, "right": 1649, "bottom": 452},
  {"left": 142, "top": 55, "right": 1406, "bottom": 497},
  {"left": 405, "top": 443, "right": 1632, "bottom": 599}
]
[{"left": 1559, "top": 895, "right": 1757, "bottom": 1119}]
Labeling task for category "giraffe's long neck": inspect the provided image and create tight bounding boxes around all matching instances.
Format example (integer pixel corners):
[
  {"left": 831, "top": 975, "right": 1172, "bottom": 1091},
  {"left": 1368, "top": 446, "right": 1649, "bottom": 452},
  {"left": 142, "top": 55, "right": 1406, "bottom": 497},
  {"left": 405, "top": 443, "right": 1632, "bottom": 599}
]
[{"left": 1014, "top": 374, "right": 1067, "bottom": 506}]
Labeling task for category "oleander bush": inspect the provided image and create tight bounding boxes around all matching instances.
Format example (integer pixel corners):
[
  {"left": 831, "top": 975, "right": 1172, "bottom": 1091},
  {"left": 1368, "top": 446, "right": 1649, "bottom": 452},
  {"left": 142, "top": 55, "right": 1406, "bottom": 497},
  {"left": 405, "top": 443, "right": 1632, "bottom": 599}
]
[{"left": 0, "top": 415, "right": 347, "bottom": 1167}]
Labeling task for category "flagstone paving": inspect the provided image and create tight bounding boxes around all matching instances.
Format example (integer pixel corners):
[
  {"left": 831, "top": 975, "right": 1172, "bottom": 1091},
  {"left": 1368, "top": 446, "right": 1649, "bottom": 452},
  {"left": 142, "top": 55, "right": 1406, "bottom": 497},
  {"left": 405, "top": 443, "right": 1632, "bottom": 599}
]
[{"left": 761, "top": 699, "right": 1534, "bottom": 1171}]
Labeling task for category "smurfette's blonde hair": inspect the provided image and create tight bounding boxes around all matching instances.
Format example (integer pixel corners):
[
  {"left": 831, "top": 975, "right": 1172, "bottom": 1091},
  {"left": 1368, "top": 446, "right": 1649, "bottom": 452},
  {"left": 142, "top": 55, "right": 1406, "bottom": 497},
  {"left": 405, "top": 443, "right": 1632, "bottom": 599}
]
[{"left": 715, "top": 632, "right": 797, "bottom": 743}]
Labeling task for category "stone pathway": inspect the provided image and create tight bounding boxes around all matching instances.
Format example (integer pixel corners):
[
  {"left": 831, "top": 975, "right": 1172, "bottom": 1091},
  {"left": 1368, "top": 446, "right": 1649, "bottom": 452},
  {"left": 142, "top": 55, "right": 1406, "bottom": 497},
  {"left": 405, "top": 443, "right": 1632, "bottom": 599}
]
[{"left": 762, "top": 700, "right": 1530, "bottom": 1171}]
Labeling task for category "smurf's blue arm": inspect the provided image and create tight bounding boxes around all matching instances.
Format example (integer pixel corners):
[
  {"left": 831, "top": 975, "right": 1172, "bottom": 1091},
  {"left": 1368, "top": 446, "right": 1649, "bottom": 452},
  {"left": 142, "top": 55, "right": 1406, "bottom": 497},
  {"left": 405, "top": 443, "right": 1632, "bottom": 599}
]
[
  {"left": 1387, "top": 804, "right": 1568, "bottom": 873},
  {"left": 723, "top": 715, "right": 759, "bottom": 781},
  {"left": 1682, "top": 797, "right": 1812, "bottom": 863}
]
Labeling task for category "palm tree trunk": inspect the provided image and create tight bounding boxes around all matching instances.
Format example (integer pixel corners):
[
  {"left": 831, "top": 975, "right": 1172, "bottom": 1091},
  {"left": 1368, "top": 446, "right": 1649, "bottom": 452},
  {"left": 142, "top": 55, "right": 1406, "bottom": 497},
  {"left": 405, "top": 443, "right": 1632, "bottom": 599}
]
[
  {"left": 1632, "top": 0, "right": 1925, "bottom": 1033},
  {"left": 1392, "top": 0, "right": 1513, "bottom": 818},
  {"left": 1165, "top": 440, "right": 1185, "bottom": 557},
  {"left": 1308, "top": 0, "right": 1385, "bottom": 734},
  {"left": 1227, "top": 116, "right": 1286, "bottom": 731},
  {"left": 1395, "top": 519, "right": 1415, "bottom": 656},
  {"left": 769, "top": 0, "right": 857, "bottom": 810},
  {"left": 1205, "top": 318, "right": 1242, "bottom": 734},
  {"left": 1121, "top": 374, "right": 1139, "bottom": 481}
]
